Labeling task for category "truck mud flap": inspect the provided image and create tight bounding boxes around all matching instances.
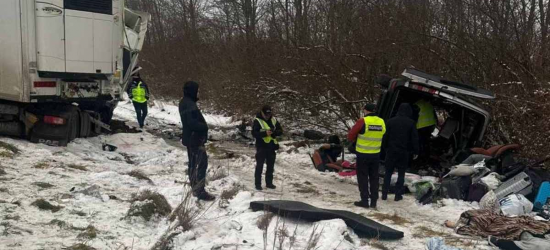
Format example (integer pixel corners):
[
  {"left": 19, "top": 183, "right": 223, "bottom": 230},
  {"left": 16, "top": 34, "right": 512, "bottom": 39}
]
[{"left": 30, "top": 123, "right": 70, "bottom": 146}]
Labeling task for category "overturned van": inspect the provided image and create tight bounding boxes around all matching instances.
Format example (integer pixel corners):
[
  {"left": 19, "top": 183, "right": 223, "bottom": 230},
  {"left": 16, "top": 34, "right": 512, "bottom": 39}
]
[{"left": 376, "top": 69, "right": 498, "bottom": 169}]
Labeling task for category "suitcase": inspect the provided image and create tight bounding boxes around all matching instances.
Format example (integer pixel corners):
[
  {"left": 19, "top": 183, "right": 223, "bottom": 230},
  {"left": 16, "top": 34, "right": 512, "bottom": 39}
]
[
  {"left": 534, "top": 181, "right": 550, "bottom": 210},
  {"left": 440, "top": 176, "right": 472, "bottom": 200},
  {"left": 467, "top": 182, "right": 489, "bottom": 202},
  {"left": 494, "top": 172, "right": 533, "bottom": 200}
]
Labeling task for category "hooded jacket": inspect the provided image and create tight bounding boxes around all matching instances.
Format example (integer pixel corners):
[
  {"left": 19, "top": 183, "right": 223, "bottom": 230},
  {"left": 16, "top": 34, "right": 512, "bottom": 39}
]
[
  {"left": 382, "top": 103, "right": 419, "bottom": 155},
  {"left": 179, "top": 81, "right": 208, "bottom": 147},
  {"left": 252, "top": 113, "right": 283, "bottom": 150}
]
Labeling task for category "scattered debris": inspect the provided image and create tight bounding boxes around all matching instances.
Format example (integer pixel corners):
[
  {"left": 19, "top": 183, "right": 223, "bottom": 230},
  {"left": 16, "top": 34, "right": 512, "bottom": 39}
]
[
  {"left": 369, "top": 212, "right": 412, "bottom": 226},
  {"left": 119, "top": 152, "right": 137, "bottom": 165},
  {"left": 127, "top": 190, "right": 172, "bottom": 221},
  {"left": 413, "top": 226, "right": 452, "bottom": 239},
  {"left": 31, "top": 199, "right": 63, "bottom": 213}
]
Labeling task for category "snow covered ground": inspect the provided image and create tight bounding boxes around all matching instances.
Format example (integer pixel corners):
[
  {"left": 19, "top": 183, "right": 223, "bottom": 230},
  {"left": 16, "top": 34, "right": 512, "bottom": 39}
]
[{"left": 0, "top": 101, "right": 495, "bottom": 250}]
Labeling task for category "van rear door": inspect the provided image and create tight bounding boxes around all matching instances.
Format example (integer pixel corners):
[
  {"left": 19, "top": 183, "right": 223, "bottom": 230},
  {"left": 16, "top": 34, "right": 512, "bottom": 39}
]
[{"left": 401, "top": 68, "right": 495, "bottom": 99}]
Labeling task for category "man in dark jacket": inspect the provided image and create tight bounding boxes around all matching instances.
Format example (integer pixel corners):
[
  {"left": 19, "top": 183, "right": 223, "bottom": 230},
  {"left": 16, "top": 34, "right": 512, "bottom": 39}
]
[
  {"left": 381, "top": 103, "right": 419, "bottom": 201},
  {"left": 252, "top": 105, "right": 283, "bottom": 190},
  {"left": 179, "top": 81, "right": 214, "bottom": 201},
  {"left": 127, "top": 73, "right": 150, "bottom": 129}
]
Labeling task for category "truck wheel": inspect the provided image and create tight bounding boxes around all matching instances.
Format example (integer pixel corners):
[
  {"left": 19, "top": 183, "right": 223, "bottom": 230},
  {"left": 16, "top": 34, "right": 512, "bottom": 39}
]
[
  {"left": 79, "top": 111, "right": 91, "bottom": 138},
  {"left": 68, "top": 110, "right": 79, "bottom": 142}
]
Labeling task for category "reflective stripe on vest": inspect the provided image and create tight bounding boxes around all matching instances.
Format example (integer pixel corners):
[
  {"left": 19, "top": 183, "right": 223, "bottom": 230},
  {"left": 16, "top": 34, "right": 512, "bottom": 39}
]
[
  {"left": 416, "top": 99, "right": 436, "bottom": 129},
  {"left": 356, "top": 116, "right": 386, "bottom": 154},
  {"left": 132, "top": 82, "right": 147, "bottom": 103},
  {"left": 256, "top": 117, "right": 278, "bottom": 144}
]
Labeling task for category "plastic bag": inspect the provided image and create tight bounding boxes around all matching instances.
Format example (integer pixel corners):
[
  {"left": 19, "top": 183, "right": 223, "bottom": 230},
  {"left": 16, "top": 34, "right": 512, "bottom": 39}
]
[
  {"left": 413, "top": 181, "right": 435, "bottom": 200},
  {"left": 499, "top": 194, "right": 534, "bottom": 216},
  {"left": 390, "top": 173, "right": 421, "bottom": 189},
  {"left": 480, "top": 190, "right": 499, "bottom": 212},
  {"left": 426, "top": 237, "right": 463, "bottom": 250},
  {"left": 444, "top": 164, "right": 476, "bottom": 178},
  {"left": 481, "top": 173, "right": 501, "bottom": 190}
]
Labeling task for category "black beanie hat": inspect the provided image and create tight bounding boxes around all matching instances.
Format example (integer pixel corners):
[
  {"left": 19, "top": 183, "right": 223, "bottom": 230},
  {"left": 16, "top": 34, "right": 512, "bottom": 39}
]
[
  {"left": 262, "top": 105, "right": 272, "bottom": 114},
  {"left": 364, "top": 103, "right": 376, "bottom": 112}
]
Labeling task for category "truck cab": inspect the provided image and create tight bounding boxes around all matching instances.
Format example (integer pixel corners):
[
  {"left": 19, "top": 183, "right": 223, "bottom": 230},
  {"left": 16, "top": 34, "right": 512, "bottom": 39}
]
[{"left": 376, "top": 69, "right": 495, "bottom": 168}]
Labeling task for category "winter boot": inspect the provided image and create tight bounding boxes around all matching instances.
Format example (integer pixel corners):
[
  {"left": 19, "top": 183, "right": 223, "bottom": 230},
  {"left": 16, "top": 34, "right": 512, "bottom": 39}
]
[
  {"left": 197, "top": 192, "right": 215, "bottom": 201},
  {"left": 353, "top": 200, "right": 369, "bottom": 208},
  {"left": 266, "top": 184, "right": 276, "bottom": 189}
]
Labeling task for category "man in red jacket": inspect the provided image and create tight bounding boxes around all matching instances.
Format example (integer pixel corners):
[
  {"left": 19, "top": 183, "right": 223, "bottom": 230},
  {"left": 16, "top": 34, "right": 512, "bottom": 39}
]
[{"left": 348, "top": 104, "right": 386, "bottom": 209}]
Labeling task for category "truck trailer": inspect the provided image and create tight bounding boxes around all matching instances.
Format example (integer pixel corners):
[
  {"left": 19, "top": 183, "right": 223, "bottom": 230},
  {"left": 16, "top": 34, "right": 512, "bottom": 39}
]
[{"left": 0, "top": 0, "right": 149, "bottom": 146}]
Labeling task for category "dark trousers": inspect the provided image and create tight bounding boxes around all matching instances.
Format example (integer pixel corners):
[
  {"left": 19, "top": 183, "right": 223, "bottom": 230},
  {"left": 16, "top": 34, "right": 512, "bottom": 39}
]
[
  {"left": 356, "top": 153, "right": 380, "bottom": 202},
  {"left": 133, "top": 102, "right": 148, "bottom": 128},
  {"left": 187, "top": 146, "right": 208, "bottom": 195},
  {"left": 489, "top": 238, "right": 522, "bottom": 250},
  {"left": 255, "top": 148, "right": 276, "bottom": 187},
  {"left": 382, "top": 152, "right": 409, "bottom": 197},
  {"left": 418, "top": 125, "right": 434, "bottom": 163}
]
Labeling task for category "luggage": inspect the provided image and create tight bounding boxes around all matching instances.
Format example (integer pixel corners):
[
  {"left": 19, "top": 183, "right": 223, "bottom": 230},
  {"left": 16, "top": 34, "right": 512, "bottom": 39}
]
[
  {"left": 494, "top": 172, "right": 533, "bottom": 200},
  {"left": 467, "top": 182, "right": 489, "bottom": 202},
  {"left": 534, "top": 181, "right": 550, "bottom": 210},
  {"left": 440, "top": 176, "right": 472, "bottom": 200}
]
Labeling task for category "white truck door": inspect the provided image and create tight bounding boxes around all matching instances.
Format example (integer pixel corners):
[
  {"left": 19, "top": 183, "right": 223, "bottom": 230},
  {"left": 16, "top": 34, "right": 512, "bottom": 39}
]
[
  {"left": 35, "top": 0, "right": 66, "bottom": 72},
  {"left": 0, "top": 0, "right": 24, "bottom": 102}
]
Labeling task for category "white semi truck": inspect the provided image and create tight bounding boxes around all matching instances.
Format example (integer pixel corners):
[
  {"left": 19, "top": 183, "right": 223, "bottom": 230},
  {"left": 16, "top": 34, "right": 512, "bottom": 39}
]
[{"left": 0, "top": 0, "right": 149, "bottom": 146}]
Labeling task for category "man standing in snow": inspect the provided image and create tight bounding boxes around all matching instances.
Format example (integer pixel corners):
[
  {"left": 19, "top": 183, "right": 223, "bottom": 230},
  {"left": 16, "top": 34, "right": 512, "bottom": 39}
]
[
  {"left": 179, "top": 81, "right": 215, "bottom": 201},
  {"left": 381, "top": 103, "right": 419, "bottom": 202},
  {"left": 252, "top": 105, "right": 283, "bottom": 191},
  {"left": 127, "top": 72, "right": 150, "bottom": 129},
  {"left": 348, "top": 104, "right": 386, "bottom": 209}
]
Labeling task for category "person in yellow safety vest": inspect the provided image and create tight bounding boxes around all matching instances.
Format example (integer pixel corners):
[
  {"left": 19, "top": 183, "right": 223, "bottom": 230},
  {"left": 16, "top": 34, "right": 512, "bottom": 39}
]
[
  {"left": 413, "top": 98, "right": 437, "bottom": 164},
  {"left": 347, "top": 103, "right": 386, "bottom": 209},
  {"left": 127, "top": 72, "right": 150, "bottom": 129},
  {"left": 252, "top": 105, "right": 283, "bottom": 191}
]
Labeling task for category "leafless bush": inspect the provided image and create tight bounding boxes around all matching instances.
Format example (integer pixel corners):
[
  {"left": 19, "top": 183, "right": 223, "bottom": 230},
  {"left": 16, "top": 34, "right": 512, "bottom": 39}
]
[{"left": 127, "top": 190, "right": 171, "bottom": 221}]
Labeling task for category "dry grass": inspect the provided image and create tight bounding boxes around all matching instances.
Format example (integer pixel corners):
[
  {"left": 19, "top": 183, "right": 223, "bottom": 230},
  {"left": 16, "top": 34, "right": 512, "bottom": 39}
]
[
  {"left": 220, "top": 184, "right": 242, "bottom": 201},
  {"left": 0, "top": 187, "right": 8, "bottom": 193},
  {"left": 369, "top": 212, "right": 412, "bottom": 226},
  {"left": 0, "top": 141, "right": 19, "bottom": 158},
  {"left": 256, "top": 212, "right": 275, "bottom": 230},
  {"left": 71, "top": 210, "right": 87, "bottom": 217},
  {"left": 77, "top": 225, "right": 98, "bottom": 240},
  {"left": 4, "top": 215, "right": 20, "bottom": 221},
  {"left": 127, "top": 170, "right": 154, "bottom": 185},
  {"left": 67, "top": 164, "right": 88, "bottom": 171},
  {"left": 305, "top": 224, "right": 323, "bottom": 250},
  {"left": 0, "top": 168, "right": 6, "bottom": 176},
  {"left": 33, "top": 182, "right": 55, "bottom": 189},
  {"left": 33, "top": 162, "right": 50, "bottom": 169},
  {"left": 291, "top": 182, "right": 319, "bottom": 195},
  {"left": 64, "top": 243, "right": 97, "bottom": 250},
  {"left": 127, "top": 190, "right": 172, "bottom": 221},
  {"left": 31, "top": 199, "right": 62, "bottom": 213},
  {"left": 362, "top": 239, "right": 390, "bottom": 250},
  {"left": 412, "top": 226, "right": 452, "bottom": 238},
  {"left": 208, "top": 168, "right": 229, "bottom": 182}
]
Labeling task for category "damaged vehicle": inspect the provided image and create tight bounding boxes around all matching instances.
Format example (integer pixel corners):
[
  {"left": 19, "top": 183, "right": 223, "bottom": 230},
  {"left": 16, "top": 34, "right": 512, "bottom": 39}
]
[{"left": 375, "top": 68, "right": 519, "bottom": 173}]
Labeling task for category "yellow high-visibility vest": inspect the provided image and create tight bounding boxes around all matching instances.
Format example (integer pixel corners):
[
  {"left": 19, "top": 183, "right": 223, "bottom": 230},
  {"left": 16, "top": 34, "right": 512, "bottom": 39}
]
[
  {"left": 416, "top": 99, "right": 436, "bottom": 129},
  {"left": 356, "top": 116, "right": 386, "bottom": 154},
  {"left": 132, "top": 82, "right": 147, "bottom": 103},
  {"left": 256, "top": 117, "right": 278, "bottom": 144}
]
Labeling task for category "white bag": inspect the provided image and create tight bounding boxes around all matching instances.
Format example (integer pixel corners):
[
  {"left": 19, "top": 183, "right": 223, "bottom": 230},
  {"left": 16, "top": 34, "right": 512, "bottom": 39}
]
[
  {"left": 444, "top": 164, "right": 476, "bottom": 178},
  {"left": 499, "top": 194, "right": 534, "bottom": 216},
  {"left": 481, "top": 173, "right": 501, "bottom": 190},
  {"left": 480, "top": 191, "right": 499, "bottom": 212}
]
